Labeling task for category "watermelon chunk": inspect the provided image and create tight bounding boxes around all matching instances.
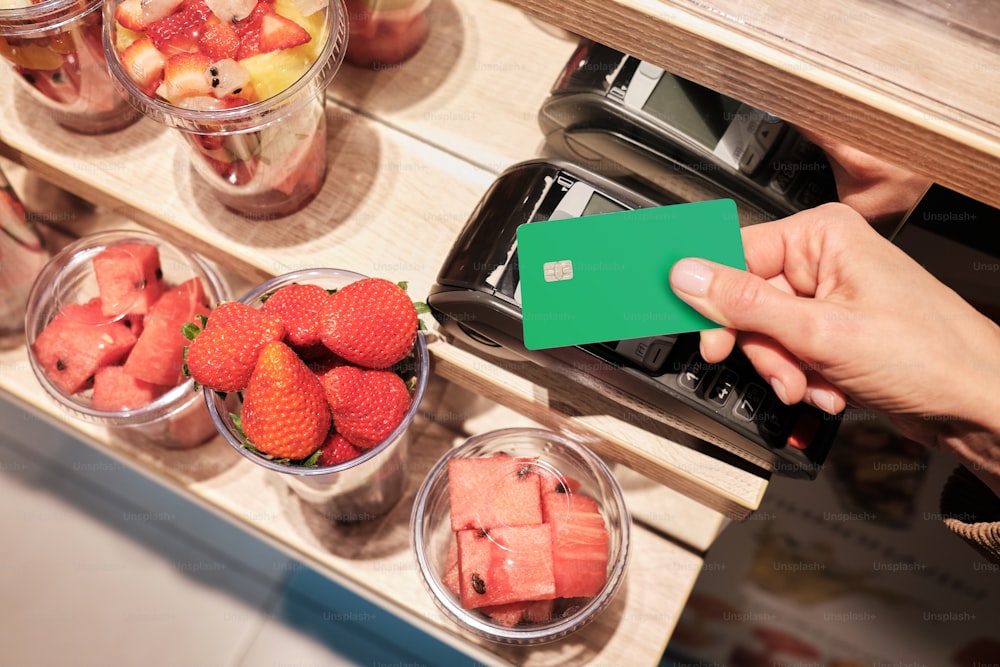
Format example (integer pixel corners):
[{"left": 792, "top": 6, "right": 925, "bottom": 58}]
[
  {"left": 543, "top": 491, "right": 610, "bottom": 599},
  {"left": 448, "top": 454, "right": 543, "bottom": 532},
  {"left": 518, "top": 456, "right": 582, "bottom": 495},
  {"left": 442, "top": 534, "right": 460, "bottom": 597},
  {"left": 123, "top": 277, "right": 209, "bottom": 386},
  {"left": 92, "top": 366, "right": 169, "bottom": 411},
  {"left": 93, "top": 241, "right": 164, "bottom": 317},
  {"left": 480, "top": 598, "right": 556, "bottom": 628},
  {"left": 456, "top": 525, "right": 556, "bottom": 609},
  {"left": 31, "top": 298, "right": 138, "bottom": 395}
]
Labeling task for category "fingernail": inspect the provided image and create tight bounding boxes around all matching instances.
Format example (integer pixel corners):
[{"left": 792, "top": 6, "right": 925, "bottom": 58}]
[
  {"left": 670, "top": 259, "right": 713, "bottom": 297},
  {"left": 770, "top": 377, "right": 789, "bottom": 405},
  {"left": 807, "top": 388, "right": 840, "bottom": 415}
]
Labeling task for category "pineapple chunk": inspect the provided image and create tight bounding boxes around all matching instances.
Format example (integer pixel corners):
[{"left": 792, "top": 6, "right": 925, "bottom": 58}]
[{"left": 239, "top": 47, "right": 314, "bottom": 101}]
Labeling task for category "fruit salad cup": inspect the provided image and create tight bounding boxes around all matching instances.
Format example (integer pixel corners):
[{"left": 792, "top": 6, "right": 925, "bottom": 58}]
[
  {"left": 0, "top": 0, "right": 140, "bottom": 133},
  {"left": 205, "top": 268, "right": 429, "bottom": 521},
  {"left": 102, "top": 0, "right": 348, "bottom": 219},
  {"left": 411, "top": 428, "right": 632, "bottom": 644},
  {"left": 0, "top": 165, "right": 49, "bottom": 345},
  {"left": 24, "top": 230, "right": 230, "bottom": 449},
  {"left": 343, "top": 0, "right": 430, "bottom": 68}
]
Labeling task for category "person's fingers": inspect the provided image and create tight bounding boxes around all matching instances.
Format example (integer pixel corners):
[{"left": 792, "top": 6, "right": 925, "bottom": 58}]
[
  {"left": 698, "top": 327, "right": 737, "bottom": 363},
  {"left": 669, "top": 257, "right": 819, "bottom": 339},
  {"left": 737, "top": 332, "right": 809, "bottom": 404}
]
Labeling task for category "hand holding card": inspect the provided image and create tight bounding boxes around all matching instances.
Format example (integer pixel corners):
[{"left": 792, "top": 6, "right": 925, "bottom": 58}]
[{"left": 516, "top": 199, "right": 745, "bottom": 350}]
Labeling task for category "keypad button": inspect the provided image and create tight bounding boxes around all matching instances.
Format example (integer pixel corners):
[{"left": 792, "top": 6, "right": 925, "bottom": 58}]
[
  {"left": 705, "top": 368, "right": 739, "bottom": 407},
  {"left": 677, "top": 355, "right": 711, "bottom": 392},
  {"left": 733, "top": 383, "right": 767, "bottom": 420}
]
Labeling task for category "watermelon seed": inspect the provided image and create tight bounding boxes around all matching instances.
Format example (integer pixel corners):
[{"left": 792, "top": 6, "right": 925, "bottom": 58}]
[
  {"left": 56, "top": 359, "right": 67, "bottom": 371},
  {"left": 516, "top": 465, "right": 533, "bottom": 479},
  {"left": 471, "top": 573, "right": 486, "bottom": 595},
  {"left": 555, "top": 482, "right": 568, "bottom": 493},
  {"left": 476, "top": 528, "right": 489, "bottom": 538}
]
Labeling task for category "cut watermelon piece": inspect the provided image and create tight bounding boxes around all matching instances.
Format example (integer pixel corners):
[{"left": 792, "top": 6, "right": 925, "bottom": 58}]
[
  {"left": 517, "top": 456, "right": 582, "bottom": 495},
  {"left": 92, "top": 366, "right": 170, "bottom": 411},
  {"left": 93, "top": 241, "right": 164, "bottom": 317},
  {"left": 442, "top": 534, "right": 460, "bottom": 597},
  {"left": 480, "top": 598, "right": 555, "bottom": 628},
  {"left": 456, "top": 525, "right": 556, "bottom": 609},
  {"left": 124, "top": 277, "right": 209, "bottom": 386},
  {"left": 448, "top": 453, "right": 543, "bottom": 532},
  {"left": 543, "top": 491, "right": 610, "bottom": 599},
  {"left": 31, "top": 298, "right": 138, "bottom": 395}
]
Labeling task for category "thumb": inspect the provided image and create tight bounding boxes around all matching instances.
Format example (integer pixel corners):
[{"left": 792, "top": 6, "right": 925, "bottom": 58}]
[{"left": 669, "top": 258, "right": 811, "bottom": 339}]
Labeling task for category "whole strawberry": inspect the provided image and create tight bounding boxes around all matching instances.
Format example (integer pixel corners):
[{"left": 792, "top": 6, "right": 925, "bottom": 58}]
[
  {"left": 241, "top": 341, "right": 332, "bottom": 460},
  {"left": 333, "top": 369, "right": 411, "bottom": 449},
  {"left": 261, "top": 282, "right": 332, "bottom": 354},
  {"left": 319, "top": 278, "right": 418, "bottom": 369},
  {"left": 316, "top": 432, "right": 364, "bottom": 466},
  {"left": 184, "top": 301, "right": 286, "bottom": 392}
]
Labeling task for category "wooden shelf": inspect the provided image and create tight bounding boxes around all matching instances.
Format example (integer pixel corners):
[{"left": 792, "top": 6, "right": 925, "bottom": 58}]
[
  {"left": 502, "top": 0, "right": 1000, "bottom": 210},
  {"left": 0, "top": 1, "right": 770, "bottom": 664}
]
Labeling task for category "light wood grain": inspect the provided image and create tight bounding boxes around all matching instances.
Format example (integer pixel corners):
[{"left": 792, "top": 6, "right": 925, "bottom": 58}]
[{"left": 501, "top": 0, "right": 1000, "bottom": 209}]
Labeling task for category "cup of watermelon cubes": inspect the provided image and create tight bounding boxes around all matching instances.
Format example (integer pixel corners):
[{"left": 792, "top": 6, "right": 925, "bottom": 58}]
[
  {"left": 343, "top": 0, "right": 430, "bottom": 69},
  {"left": 24, "top": 229, "right": 230, "bottom": 449},
  {"left": 102, "top": 0, "right": 348, "bottom": 219},
  {"left": 411, "top": 427, "right": 632, "bottom": 644},
  {"left": 0, "top": 0, "right": 141, "bottom": 134},
  {"left": 203, "top": 268, "right": 429, "bottom": 521}
]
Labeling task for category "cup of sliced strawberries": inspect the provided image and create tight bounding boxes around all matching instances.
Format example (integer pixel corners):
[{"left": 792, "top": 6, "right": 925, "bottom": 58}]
[
  {"left": 102, "top": 0, "right": 347, "bottom": 219},
  {"left": 191, "top": 267, "right": 429, "bottom": 520},
  {"left": 411, "top": 427, "right": 632, "bottom": 644},
  {"left": 24, "top": 229, "right": 230, "bottom": 448},
  {"left": 0, "top": 0, "right": 141, "bottom": 133}
]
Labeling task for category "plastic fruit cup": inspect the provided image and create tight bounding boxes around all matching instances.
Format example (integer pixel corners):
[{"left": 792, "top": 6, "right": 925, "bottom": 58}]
[
  {"left": 101, "top": 0, "right": 348, "bottom": 220},
  {"left": 0, "top": 166, "right": 50, "bottom": 346},
  {"left": 24, "top": 230, "right": 230, "bottom": 449},
  {"left": 206, "top": 268, "right": 429, "bottom": 521},
  {"left": 411, "top": 427, "right": 632, "bottom": 644},
  {"left": 343, "top": 0, "right": 430, "bottom": 68},
  {"left": 0, "top": 0, "right": 140, "bottom": 134}
]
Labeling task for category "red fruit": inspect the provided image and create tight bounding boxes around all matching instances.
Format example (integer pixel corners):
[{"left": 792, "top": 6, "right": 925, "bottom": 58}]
[
  {"left": 232, "top": 0, "right": 276, "bottom": 59},
  {"left": 315, "top": 432, "right": 363, "bottom": 466},
  {"left": 145, "top": 0, "right": 212, "bottom": 55},
  {"left": 120, "top": 37, "right": 168, "bottom": 95},
  {"left": 314, "top": 358, "right": 362, "bottom": 411},
  {"left": 240, "top": 341, "right": 331, "bottom": 460},
  {"left": 114, "top": 0, "right": 148, "bottom": 31},
  {"left": 92, "top": 241, "right": 164, "bottom": 317},
  {"left": 257, "top": 12, "right": 311, "bottom": 53},
  {"left": 91, "top": 366, "right": 168, "bottom": 411},
  {"left": 161, "top": 52, "right": 213, "bottom": 101},
  {"left": 198, "top": 20, "right": 240, "bottom": 61},
  {"left": 260, "top": 282, "right": 332, "bottom": 350},
  {"left": 319, "top": 278, "right": 418, "bottom": 369},
  {"left": 330, "top": 368, "right": 411, "bottom": 449},
  {"left": 184, "top": 301, "right": 286, "bottom": 392}
]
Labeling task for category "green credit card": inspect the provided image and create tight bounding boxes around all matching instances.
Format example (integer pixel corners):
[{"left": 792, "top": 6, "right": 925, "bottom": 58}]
[{"left": 516, "top": 199, "right": 745, "bottom": 350}]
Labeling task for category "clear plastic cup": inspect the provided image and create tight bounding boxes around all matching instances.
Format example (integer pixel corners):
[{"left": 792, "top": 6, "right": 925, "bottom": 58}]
[
  {"left": 411, "top": 427, "right": 632, "bottom": 644},
  {"left": 24, "top": 230, "right": 230, "bottom": 449},
  {"left": 0, "top": 166, "right": 50, "bottom": 346},
  {"left": 0, "top": 0, "right": 140, "bottom": 134},
  {"left": 343, "top": 0, "right": 430, "bottom": 68},
  {"left": 102, "top": 0, "right": 348, "bottom": 219},
  {"left": 206, "top": 268, "right": 429, "bottom": 521}
]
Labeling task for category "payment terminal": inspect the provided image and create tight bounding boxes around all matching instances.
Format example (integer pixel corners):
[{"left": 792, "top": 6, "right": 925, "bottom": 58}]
[
  {"left": 428, "top": 159, "right": 841, "bottom": 478},
  {"left": 538, "top": 39, "right": 838, "bottom": 222}
]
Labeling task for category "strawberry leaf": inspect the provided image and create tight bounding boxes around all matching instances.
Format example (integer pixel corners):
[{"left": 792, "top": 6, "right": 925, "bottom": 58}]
[{"left": 300, "top": 449, "right": 322, "bottom": 467}]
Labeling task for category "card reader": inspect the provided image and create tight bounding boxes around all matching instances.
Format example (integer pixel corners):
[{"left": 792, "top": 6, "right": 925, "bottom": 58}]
[{"left": 428, "top": 159, "right": 841, "bottom": 478}]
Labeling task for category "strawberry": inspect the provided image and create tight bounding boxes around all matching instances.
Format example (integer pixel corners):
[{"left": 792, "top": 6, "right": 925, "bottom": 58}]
[
  {"left": 120, "top": 38, "right": 168, "bottom": 95},
  {"left": 199, "top": 20, "right": 240, "bottom": 61},
  {"left": 145, "top": 0, "right": 213, "bottom": 55},
  {"left": 331, "top": 369, "right": 411, "bottom": 449},
  {"left": 257, "top": 12, "right": 311, "bottom": 53},
  {"left": 241, "top": 341, "right": 331, "bottom": 460},
  {"left": 319, "top": 278, "right": 418, "bottom": 369},
  {"left": 114, "top": 0, "right": 148, "bottom": 31},
  {"left": 260, "top": 282, "right": 332, "bottom": 351},
  {"left": 141, "top": 0, "right": 187, "bottom": 23},
  {"left": 315, "top": 362, "right": 362, "bottom": 411},
  {"left": 160, "top": 52, "right": 214, "bottom": 101},
  {"left": 183, "top": 301, "right": 286, "bottom": 392},
  {"left": 315, "top": 432, "right": 364, "bottom": 466},
  {"left": 232, "top": 0, "right": 275, "bottom": 59}
]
